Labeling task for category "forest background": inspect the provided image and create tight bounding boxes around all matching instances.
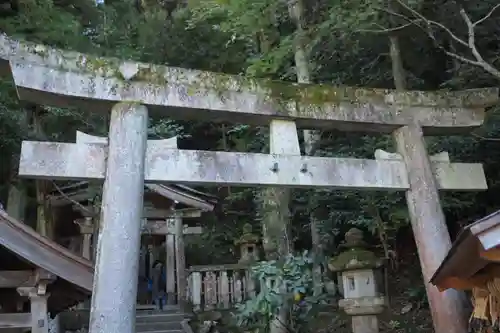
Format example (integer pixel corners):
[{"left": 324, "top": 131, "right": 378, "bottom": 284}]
[{"left": 1, "top": 0, "right": 500, "bottom": 332}]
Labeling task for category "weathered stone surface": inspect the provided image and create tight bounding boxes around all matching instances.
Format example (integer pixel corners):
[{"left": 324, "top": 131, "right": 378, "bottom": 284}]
[
  {"left": 0, "top": 34, "right": 497, "bottom": 133},
  {"left": 19, "top": 141, "right": 488, "bottom": 191},
  {"left": 20, "top": 141, "right": 409, "bottom": 189},
  {"left": 89, "top": 102, "right": 148, "bottom": 333},
  {"left": 375, "top": 149, "right": 450, "bottom": 162},
  {"left": 375, "top": 149, "right": 487, "bottom": 190}
]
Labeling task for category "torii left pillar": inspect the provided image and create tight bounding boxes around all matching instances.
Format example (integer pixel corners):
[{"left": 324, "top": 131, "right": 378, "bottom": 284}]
[{"left": 89, "top": 102, "right": 148, "bottom": 333}]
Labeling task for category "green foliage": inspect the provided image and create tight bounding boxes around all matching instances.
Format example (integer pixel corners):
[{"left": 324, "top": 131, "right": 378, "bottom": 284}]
[
  {"left": 234, "top": 252, "right": 326, "bottom": 333},
  {"left": 1, "top": 6, "right": 500, "bottom": 328}
]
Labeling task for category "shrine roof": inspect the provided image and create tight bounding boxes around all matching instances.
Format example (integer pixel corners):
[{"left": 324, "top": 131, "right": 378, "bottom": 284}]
[
  {"left": 431, "top": 210, "right": 500, "bottom": 291},
  {"left": 0, "top": 209, "right": 92, "bottom": 313},
  {"left": 48, "top": 181, "right": 217, "bottom": 211}
]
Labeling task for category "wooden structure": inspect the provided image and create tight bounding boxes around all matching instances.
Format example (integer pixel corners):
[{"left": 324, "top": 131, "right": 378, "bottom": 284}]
[
  {"left": 0, "top": 209, "right": 92, "bottom": 333},
  {"left": 48, "top": 130, "right": 217, "bottom": 306},
  {"left": 187, "top": 263, "right": 255, "bottom": 312},
  {"left": 431, "top": 211, "right": 500, "bottom": 331},
  {"left": 186, "top": 226, "right": 259, "bottom": 312},
  {"left": 1, "top": 33, "right": 498, "bottom": 333},
  {"left": 431, "top": 210, "right": 500, "bottom": 291}
]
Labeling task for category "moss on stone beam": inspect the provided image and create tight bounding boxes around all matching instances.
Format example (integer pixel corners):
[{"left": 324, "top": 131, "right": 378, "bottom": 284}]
[
  {"left": 1, "top": 33, "right": 497, "bottom": 109},
  {"left": 1, "top": 33, "right": 497, "bottom": 133}
]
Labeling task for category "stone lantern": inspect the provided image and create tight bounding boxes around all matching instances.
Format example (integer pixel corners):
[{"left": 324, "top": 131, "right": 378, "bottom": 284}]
[
  {"left": 235, "top": 223, "right": 260, "bottom": 265},
  {"left": 328, "top": 228, "right": 386, "bottom": 333}
]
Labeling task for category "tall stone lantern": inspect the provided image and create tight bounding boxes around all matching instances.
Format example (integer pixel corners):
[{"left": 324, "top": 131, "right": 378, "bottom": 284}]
[
  {"left": 235, "top": 223, "right": 260, "bottom": 265},
  {"left": 328, "top": 228, "right": 386, "bottom": 333},
  {"left": 235, "top": 224, "right": 260, "bottom": 298}
]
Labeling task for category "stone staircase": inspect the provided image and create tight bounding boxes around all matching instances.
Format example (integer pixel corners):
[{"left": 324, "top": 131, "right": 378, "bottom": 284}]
[{"left": 136, "top": 305, "right": 189, "bottom": 333}]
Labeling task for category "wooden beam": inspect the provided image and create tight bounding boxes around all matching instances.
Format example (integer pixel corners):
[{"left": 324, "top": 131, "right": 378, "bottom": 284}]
[
  {"left": 0, "top": 271, "right": 34, "bottom": 288},
  {"left": 77, "top": 219, "right": 202, "bottom": 235},
  {"left": 73, "top": 204, "right": 202, "bottom": 219},
  {"left": 479, "top": 247, "right": 500, "bottom": 262},
  {"left": 19, "top": 141, "right": 488, "bottom": 191},
  {"left": 175, "top": 216, "right": 187, "bottom": 304},
  {"left": 435, "top": 275, "right": 490, "bottom": 292},
  {"left": 8, "top": 62, "right": 491, "bottom": 134},
  {"left": 145, "top": 184, "right": 216, "bottom": 212},
  {"left": 476, "top": 222, "right": 500, "bottom": 251},
  {"left": 0, "top": 209, "right": 93, "bottom": 291},
  {"left": 141, "top": 221, "right": 202, "bottom": 235},
  {"left": 143, "top": 207, "right": 202, "bottom": 219},
  {"left": 0, "top": 313, "right": 31, "bottom": 328}
]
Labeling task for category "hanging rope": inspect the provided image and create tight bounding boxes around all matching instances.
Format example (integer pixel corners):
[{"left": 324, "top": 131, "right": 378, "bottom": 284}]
[{"left": 470, "top": 277, "right": 500, "bottom": 332}]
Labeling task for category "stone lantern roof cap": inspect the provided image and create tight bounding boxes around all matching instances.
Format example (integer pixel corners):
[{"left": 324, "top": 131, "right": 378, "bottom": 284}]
[
  {"left": 328, "top": 228, "right": 383, "bottom": 272},
  {"left": 234, "top": 223, "right": 259, "bottom": 246}
]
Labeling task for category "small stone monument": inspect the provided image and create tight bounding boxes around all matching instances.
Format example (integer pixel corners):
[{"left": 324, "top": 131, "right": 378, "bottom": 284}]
[
  {"left": 235, "top": 223, "right": 260, "bottom": 265},
  {"left": 328, "top": 228, "right": 386, "bottom": 333}
]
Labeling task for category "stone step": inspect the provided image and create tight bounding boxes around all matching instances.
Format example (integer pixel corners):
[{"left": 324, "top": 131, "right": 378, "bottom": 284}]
[
  {"left": 136, "top": 305, "right": 184, "bottom": 315},
  {"left": 136, "top": 312, "right": 185, "bottom": 324},
  {"left": 137, "top": 330, "right": 183, "bottom": 333},
  {"left": 136, "top": 321, "right": 182, "bottom": 332}
]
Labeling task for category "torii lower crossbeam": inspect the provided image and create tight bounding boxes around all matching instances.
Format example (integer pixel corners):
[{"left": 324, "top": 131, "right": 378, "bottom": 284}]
[{"left": 19, "top": 141, "right": 486, "bottom": 191}]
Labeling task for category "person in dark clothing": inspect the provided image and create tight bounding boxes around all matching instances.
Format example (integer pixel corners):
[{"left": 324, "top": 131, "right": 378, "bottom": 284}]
[{"left": 150, "top": 260, "right": 167, "bottom": 309}]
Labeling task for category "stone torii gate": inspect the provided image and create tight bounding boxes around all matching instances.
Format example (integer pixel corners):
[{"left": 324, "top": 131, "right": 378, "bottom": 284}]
[{"left": 1, "top": 33, "right": 498, "bottom": 333}]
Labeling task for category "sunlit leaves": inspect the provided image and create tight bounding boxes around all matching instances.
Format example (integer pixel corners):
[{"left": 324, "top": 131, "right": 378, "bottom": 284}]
[{"left": 234, "top": 252, "right": 326, "bottom": 331}]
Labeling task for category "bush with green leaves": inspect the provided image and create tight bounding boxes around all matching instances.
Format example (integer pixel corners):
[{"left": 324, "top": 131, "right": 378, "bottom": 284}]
[{"left": 234, "top": 251, "right": 326, "bottom": 333}]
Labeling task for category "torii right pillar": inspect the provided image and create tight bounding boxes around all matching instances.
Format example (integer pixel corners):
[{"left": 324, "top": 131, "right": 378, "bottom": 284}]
[
  {"left": 389, "top": 92, "right": 495, "bottom": 333},
  {"left": 394, "top": 124, "right": 469, "bottom": 331}
]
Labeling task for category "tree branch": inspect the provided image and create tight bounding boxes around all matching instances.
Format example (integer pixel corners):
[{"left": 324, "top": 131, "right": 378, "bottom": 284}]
[
  {"left": 472, "top": 3, "right": 500, "bottom": 27},
  {"left": 471, "top": 132, "right": 500, "bottom": 142},
  {"left": 368, "top": 1, "right": 500, "bottom": 80},
  {"left": 458, "top": 8, "right": 500, "bottom": 78}
]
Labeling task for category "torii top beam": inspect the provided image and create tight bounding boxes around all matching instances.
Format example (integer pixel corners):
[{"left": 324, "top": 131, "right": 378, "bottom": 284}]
[{"left": 0, "top": 34, "right": 497, "bottom": 134}]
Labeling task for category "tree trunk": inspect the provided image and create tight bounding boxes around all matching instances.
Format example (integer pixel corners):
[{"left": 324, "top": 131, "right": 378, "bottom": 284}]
[
  {"left": 6, "top": 178, "right": 26, "bottom": 221},
  {"left": 287, "top": 0, "right": 323, "bottom": 296},
  {"left": 32, "top": 107, "right": 53, "bottom": 238},
  {"left": 254, "top": 11, "right": 294, "bottom": 333},
  {"left": 6, "top": 110, "right": 29, "bottom": 221}
]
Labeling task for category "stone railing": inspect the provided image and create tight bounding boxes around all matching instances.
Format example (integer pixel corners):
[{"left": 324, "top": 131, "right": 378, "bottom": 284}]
[{"left": 186, "top": 264, "right": 256, "bottom": 311}]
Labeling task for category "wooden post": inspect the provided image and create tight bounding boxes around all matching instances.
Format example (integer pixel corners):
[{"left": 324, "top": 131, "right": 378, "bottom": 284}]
[
  {"left": 174, "top": 215, "right": 186, "bottom": 305},
  {"left": 75, "top": 217, "right": 93, "bottom": 261},
  {"left": 161, "top": 218, "right": 202, "bottom": 306},
  {"left": 89, "top": 102, "right": 148, "bottom": 333},
  {"left": 394, "top": 124, "right": 469, "bottom": 332},
  {"left": 6, "top": 181, "right": 26, "bottom": 221},
  {"left": 165, "top": 218, "right": 176, "bottom": 305},
  {"left": 17, "top": 286, "right": 49, "bottom": 333}
]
